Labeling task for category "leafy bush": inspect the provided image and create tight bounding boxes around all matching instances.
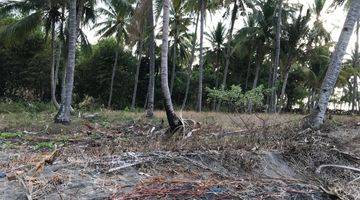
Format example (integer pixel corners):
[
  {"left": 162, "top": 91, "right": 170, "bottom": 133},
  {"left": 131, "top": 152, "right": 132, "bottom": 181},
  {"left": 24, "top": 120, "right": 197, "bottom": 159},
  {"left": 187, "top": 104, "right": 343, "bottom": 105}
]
[{"left": 207, "top": 85, "right": 266, "bottom": 112}]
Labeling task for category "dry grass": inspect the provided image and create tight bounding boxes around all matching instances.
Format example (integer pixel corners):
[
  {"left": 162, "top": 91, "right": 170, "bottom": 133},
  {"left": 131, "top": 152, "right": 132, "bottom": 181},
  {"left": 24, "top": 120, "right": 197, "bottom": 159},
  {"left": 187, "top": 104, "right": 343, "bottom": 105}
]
[{"left": 154, "top": 111, "right": 305, "bottom": 131}]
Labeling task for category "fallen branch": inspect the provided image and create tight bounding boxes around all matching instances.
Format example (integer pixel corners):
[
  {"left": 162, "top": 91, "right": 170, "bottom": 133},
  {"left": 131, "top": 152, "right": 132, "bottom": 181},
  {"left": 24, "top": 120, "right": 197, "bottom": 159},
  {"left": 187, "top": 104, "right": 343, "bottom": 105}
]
[{"left": 316, "top": 164, "right": 360, "bottom": 174}]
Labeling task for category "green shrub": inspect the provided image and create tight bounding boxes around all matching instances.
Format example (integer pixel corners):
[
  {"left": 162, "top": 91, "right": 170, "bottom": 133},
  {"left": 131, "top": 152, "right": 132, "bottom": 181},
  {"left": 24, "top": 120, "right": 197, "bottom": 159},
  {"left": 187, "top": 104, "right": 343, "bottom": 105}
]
[{"left": 207, "top": 85, "right": 267, "bottom": 112}]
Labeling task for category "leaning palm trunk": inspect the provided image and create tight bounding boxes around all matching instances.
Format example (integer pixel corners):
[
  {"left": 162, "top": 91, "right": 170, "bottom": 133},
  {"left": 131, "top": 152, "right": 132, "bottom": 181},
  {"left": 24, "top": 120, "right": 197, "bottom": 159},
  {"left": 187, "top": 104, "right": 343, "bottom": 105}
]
[
  {"left": 181, "top": 12, "right": 200, "bottom": 111},
  {"left": 270, "top": 0, "right": 283, "bottom": 113},
  {"left": 108, "top": 45, "right": 119, "bottom": 108},
  {"left": 197, "top": 0, "right": 205, "bottom": 112},
  {"left": 55, "top": 0, "right": 77, "bottom": 124},
  {"left": 161, "top": 0, "right": 182, "bottom": 131},
  {"left": 146, "top": 1, "right": 156, "bottom": 117},
  {"left": 217, "top": 0, "right": 238, "bottom": 111},
  {"left": 307, "top": 0, "right": 360, "bottom": 129},
  {"left": 131, "top": 40, "right": 143, "bottom": 111},
  {"left": 51, "top": 21, "right": 60, "bottom": 109}
]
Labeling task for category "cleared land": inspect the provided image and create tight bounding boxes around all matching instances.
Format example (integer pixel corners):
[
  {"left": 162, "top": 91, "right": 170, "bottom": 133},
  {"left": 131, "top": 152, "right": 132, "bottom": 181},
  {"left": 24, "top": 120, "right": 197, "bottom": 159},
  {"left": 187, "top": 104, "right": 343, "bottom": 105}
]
[{"left": 0, "top": 110, "right": 359, "bottom": 199}]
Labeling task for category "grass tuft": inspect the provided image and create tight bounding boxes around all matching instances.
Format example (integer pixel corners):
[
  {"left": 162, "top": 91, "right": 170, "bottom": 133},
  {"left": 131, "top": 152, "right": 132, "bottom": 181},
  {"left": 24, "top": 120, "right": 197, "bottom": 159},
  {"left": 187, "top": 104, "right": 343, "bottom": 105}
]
[{"left": 0, "top": 131, "right": 23, "bottom": 139}]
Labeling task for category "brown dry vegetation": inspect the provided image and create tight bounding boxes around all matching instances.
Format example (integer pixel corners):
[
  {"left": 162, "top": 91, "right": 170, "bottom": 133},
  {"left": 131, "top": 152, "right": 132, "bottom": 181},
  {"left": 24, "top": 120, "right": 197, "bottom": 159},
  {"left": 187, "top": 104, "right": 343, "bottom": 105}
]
[{"left": 0, "top": 110, "right": 359, "bottom": 199}]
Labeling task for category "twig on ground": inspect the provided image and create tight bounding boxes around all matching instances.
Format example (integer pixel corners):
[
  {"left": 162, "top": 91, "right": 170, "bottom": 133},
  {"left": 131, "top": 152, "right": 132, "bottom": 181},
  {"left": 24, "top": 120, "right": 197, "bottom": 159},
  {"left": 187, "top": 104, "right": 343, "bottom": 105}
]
[
  {"left": 16, "top": 175, "right": 33, "bottom": 200},
  {"left": 316, "top": 164, "right": 360, "bottom": 174}
]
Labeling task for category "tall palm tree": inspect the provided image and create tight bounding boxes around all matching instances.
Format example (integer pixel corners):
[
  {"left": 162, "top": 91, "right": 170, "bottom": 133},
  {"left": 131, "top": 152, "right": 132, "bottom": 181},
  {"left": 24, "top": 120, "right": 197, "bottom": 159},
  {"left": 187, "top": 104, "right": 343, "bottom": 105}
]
[
  {"left": 181, "top": 11, "right": 200, "bottom": 111},
  {"left": 197, "top": 0, "right": 205, "bottom": 112},
  {"left": 217, "top": 0, "right": 250, "bottom": 110},
  {"left": 244, "top": 0, "right": 277, "bottom": 112},
  {"left": 331, "top": 0, "right": 360, "bottom": 112},
  {"left": 129, "top": 1, "right": 149, "bottom": 110},
  {"left": 269, "top": 0, "right": 283, "bottom": 113},
  {"left": 94, "top": 0, "right": 134, "bottom": 108},
  {"left": 55, "top": 0, "right": 77, "bottom": 124},
  {"left": 196, "top": 0, "right": 221, "bottom": 112},
  {"left": 146, "top": 0, "right": 156, "bottom": 117},
  {"left": 308, "top": 0, "right": 360, "bottom": 129},
  {"left": 205, "top": 22, "right": 226, "bottom": 110},
  {"left": 161, "top": 0, "right": 182, "bottom": 131},
  {"left": 278, "top": 6, "right": 311, "bottom": 111},
  {"left": 169, "top": 0, "right": 191, "bottom": 95}
]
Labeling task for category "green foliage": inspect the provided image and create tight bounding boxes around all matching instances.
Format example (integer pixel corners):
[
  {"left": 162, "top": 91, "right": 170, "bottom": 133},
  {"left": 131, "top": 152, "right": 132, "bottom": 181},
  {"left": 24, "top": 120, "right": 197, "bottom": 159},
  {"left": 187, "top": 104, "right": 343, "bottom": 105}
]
[
  {"left": 76, "top": 38, "right": 137, "bottom": 109},
  {"left": 207, "top": 85, "right": 266, "bottom": 111},
  {"left": 0, "top": 131, "right": 23, "bottom": 139},
  {"left": 34, "top": 141, "right": 54, "bottom": 150}
]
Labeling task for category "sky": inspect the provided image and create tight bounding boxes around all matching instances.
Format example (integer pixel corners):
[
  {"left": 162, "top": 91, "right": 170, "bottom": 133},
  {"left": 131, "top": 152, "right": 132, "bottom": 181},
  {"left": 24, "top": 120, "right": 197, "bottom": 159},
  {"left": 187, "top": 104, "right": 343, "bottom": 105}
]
[{"left": 85, "top": 0, "right": 357, "bottom": 54}]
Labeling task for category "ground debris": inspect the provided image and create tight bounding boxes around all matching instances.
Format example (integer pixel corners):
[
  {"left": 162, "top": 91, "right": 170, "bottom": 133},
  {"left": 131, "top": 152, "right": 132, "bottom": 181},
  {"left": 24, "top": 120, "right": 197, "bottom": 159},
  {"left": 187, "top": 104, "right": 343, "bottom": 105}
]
[{"left": 0, "top": 113, "right": 359, "bottom": 199}]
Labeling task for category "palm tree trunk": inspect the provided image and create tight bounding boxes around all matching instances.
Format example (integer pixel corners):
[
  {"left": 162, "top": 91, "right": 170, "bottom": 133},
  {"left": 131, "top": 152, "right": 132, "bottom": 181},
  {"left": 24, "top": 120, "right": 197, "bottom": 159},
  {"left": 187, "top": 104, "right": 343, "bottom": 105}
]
[
  {"left": 279, "top": 56, "right": 293, "bottom": 112},
  {"left": 197, "top": 0, "right": 205, "bottom": 112},
  {"left": 146, "top": 0, "right": 155, "bottom": 117},
  {"left": 108, "top": 44, "right": 119, "bottom": 108},
  {"left": 219, "top": 0, "right": 237, "bottom": 95},
  {"left": 131, "top": 40, "right": 143, "bottom": 111},
  {"left": 182, "top": 12, "right": 200, "bottom": 111},
  {"left": 279, "top": 66, "right": 290, "bottom": 110},
  {"left": 213, "top": 69, "right": 219, "bottom": 111},
  {"left": 51, "top": 21, "right": 60, "bottom": 109},
  {"left": 55, "top": 0, "right": 77, "bottom": 124},
  {"left": 170, "top": 23, "right": 178, "bottom": 95},
  {"left": 55, "top": 41, "right": 62, "bottom": 87},
  {"left": 248, "top": 47, "right": 264, "bottom": 112},
  {"left": 252, "top": 49, "right": 263, "bottom": 89},
  {"left": 308, "top": 0, "right": 360, "bottom": 129},
  {"left": 270, "top": 0, "right": 283, "bottom": 113},
  {"left": 161, "top": 0, "right": 182, "bottom": 131},
  {"left": 245, "top": 55, "right": 252, "bottom": 90},
  {"left": 61, "top": 62, "right": 66, "bottom": 104},
  {"left": 352, "top": 19, "right": 359, "bottom": 112}
]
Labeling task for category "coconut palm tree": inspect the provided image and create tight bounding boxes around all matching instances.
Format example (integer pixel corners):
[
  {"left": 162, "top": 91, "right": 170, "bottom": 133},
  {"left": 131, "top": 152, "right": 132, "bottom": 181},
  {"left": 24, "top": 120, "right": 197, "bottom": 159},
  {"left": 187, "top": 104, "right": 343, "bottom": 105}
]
[
  {"left": 307, "top": 0, "right": 360, "bottom": 129},
  {"left": 197, "top": 0, "right": 205, "bottom": 112},
  {"left": 161, "top": 0, "right": 182, "bottom": 131},
  {"left": 169, "top": 0, "right": 192, "bottom": 95},
  {"left": 332, "top": 0, "right": 360, "bottom": 113},
  {"left": 269, "top": 0, "right": 283, "bottom": 113},
  {"left": 94, "top": 0, "right": 134, "bottom": 108},
  {"left": 217, "top": 0, "right": 251, "bottom": 110},
  {"left": 243, "top": 0, "right": 277, "bottom": 112},
  {"left": 181, "top": 11, "right": 200, "bottom": 111},
  {"left": 54, "top": 0, "right": 77, "bottom": 124},
  {"left": 196, "top": 0, "right": 222, "bottom": 112},
  {"left": 205, "top": 22, "right": 226, "bottom": 110},
  {"left": 146, "top": 0, "right": 156, "bottom": 117},
  {"left": 129, "top": 1, "right": 150, "bottom": 111},
  {"left": 278, "top": 6, "right": 311, "bottom": 111}
]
